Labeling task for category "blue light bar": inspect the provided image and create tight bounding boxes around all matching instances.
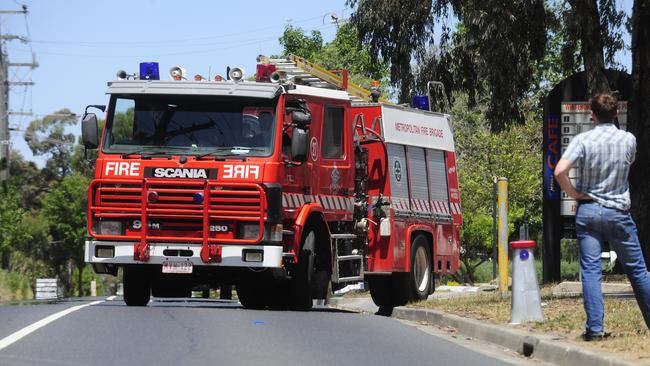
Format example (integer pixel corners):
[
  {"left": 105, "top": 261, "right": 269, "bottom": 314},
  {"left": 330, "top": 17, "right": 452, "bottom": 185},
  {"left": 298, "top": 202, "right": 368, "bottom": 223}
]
[
  {"left": 411, "top": 95, "right": 430, "bottom": 111},
  {"left": 139, "top": 62, "right": 160, "bottom": 80}
]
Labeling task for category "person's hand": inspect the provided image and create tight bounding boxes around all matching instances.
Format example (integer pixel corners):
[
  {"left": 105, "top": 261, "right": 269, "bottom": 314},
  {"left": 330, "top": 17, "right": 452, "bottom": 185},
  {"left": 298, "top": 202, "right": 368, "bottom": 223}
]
[{"left": 576, "top": 192, "right": 592, "bottom": 201}]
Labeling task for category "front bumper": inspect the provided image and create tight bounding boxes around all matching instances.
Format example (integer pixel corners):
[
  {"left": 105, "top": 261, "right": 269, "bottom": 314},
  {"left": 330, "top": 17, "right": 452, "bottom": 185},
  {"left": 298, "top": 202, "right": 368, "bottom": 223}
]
[{"left": 85, "top": 240, "right": 283, "bottom": 268}]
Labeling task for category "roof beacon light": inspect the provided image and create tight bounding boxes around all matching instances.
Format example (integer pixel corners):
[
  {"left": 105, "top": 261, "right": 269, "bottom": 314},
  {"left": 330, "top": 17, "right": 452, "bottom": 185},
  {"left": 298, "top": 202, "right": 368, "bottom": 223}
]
[
  {"left": 139, "top": 62, "right": 160, "bottom": 80},
  {"left": 411, "top": 95, "right": 430, "bottom": 111},
  {"left": 256, "top": 64, "right": 276, "bottom": 82},
  {"left": 194, "top": 74, "right": 206, "bottom": 81},
  {"left": 229, "top": 67, "right": 245, "bottom": 82}
]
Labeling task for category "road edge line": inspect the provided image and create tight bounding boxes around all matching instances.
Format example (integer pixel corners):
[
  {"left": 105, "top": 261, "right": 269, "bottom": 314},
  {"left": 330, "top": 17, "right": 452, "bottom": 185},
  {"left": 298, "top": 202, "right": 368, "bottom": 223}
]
[{"left": 0, "top": 300, "right": 104, "bottom": 351}]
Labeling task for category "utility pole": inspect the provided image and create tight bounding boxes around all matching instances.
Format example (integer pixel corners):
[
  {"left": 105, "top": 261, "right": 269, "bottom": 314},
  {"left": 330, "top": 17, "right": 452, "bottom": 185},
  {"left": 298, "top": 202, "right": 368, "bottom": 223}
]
[{"left": 0, "top": 5, "right": 37, "bottom": 181}]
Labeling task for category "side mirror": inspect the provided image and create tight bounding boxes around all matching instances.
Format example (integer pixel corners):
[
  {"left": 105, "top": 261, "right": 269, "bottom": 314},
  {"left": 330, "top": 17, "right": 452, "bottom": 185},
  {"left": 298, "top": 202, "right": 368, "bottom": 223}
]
[
  {"left": 81, "top": 113, "right": 99, "bottom": 149},
  {"left": 291, "top": 128, "right": 309, "bottom": 162},
  {"left": 291, "top": 110, "right": 311, "bottom": 126}
]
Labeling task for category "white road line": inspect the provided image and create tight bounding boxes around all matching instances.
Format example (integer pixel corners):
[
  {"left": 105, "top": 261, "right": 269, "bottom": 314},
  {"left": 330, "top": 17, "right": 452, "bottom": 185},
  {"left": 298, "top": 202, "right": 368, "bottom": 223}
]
[
  {"left": 106, "top": 296, "right": 116, "bottom": 301},
  {"left": 0, "top": 300, "right": 104, "bottom": 351}
]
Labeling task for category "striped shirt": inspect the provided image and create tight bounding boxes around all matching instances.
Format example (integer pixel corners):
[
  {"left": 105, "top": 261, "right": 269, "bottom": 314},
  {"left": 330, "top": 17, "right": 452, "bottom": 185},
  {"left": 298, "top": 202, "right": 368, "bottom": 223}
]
[{"left": 562, "top": 123, "right": 636, "bottom": 211}]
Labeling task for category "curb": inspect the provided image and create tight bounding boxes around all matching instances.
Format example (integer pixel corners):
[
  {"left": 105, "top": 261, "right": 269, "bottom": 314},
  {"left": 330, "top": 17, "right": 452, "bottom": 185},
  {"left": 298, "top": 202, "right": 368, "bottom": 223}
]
[{"left": 328, "top": 297, "right": 637, "bottom": 366}]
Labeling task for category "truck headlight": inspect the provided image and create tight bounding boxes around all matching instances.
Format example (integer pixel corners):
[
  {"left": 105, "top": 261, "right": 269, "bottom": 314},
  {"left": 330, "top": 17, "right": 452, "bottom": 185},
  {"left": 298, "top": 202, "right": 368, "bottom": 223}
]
[
  {"left": 238, "top": 223, "right": 260, "bottom": 240},
  {"left": 97, "top": 221, "right": 124, "bottom": 235}
]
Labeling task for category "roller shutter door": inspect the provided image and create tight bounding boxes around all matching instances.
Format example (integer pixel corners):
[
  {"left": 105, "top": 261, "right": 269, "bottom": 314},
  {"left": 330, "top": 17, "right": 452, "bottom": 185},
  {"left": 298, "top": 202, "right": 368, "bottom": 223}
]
[
  {"left": 407, "top": 146, "right": 430, "bottom": 215},
  {"left": 427, "top": 149, "right": 450, "bottom": 216}
]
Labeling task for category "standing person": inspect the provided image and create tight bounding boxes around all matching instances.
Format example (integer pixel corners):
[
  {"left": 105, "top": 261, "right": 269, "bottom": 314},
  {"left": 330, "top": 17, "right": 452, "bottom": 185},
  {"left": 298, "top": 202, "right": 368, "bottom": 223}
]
[{"left": 554, "top": 92, "right": 650, "bottom": 340}]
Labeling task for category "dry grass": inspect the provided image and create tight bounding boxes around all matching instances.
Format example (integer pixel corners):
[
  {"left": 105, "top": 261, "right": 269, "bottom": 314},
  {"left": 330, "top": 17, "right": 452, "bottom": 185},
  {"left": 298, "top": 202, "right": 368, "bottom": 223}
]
[{"left": 410, "top": 286, "right": 650, "bottom": 364}]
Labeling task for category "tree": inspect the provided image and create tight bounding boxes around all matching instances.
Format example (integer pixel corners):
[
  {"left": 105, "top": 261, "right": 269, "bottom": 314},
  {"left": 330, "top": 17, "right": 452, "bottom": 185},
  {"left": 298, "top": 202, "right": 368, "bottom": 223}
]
[
  {"left": 42, "top": 174, "right": 90, "bottom": 296},
  {"left": 629, "top": 0, "right": 650, "bottom": 261},
  {"left": 347, "top": 0, "right": 438, "bottom": 103},
  {"left": 452, "top": 94, "right": 542, "bottom": 282},
  {"left": 277, "top": 25, "right": 324, "bottom": 61},
  {"left": 277, "top": 23, "right": 389, "bottom": 85},
  {"left": 349, "top": 0, "right": 548, "bottom": 130},
  {"left": 561, "top": 0, "right": 626, "bottom": 96},
  {"left": 0, "top": 185, "right": 29, "bottom": 269},
  {"left": 24, "top": 109, "right": 77, "bottom": 180},
  {"left": 8, "top": 151, "right": 50, "bottom": 210}
]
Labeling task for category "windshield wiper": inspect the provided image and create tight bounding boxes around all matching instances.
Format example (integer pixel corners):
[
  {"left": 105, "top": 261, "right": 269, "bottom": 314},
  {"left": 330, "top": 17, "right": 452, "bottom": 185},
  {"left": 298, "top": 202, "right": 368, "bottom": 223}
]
[
  {"left": 120, "top": 147, "right": 167, "bottom": 158},
  {"left": 197, "top": 146, "right": 267, "bottom": 159},
  {"left": 120, "top": 146, "right": 194, "bottom": 158}
]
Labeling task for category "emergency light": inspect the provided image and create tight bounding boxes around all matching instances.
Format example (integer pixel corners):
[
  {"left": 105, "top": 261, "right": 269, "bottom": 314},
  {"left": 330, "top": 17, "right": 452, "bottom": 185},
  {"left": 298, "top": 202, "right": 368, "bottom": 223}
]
[
  {"left": 256, "top": 64, "right": 276, "bottom": 82},
  {"left": 411, "top": 95, "right": 429, "bottom": 111},
  {"left": 139, "top": 62, "right": 160, "bottom": 80}
]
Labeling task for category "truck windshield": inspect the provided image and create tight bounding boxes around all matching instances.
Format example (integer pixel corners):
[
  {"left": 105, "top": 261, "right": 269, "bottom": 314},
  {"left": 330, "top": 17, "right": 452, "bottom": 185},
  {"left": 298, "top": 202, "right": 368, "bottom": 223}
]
[{"left": 103, "top": 95, "right": 277, "bottom": 157}]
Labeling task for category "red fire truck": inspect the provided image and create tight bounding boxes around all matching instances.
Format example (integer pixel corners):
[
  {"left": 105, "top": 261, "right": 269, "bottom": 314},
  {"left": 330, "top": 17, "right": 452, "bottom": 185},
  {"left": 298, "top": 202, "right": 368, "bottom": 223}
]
[{"left": 83, "top": 56, "right": 461, "bottom": 310}]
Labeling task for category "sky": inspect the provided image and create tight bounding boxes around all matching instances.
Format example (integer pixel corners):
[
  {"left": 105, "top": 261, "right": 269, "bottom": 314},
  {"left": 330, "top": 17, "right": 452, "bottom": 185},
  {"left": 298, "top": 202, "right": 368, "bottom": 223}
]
[
  {"left": 1, "top": 0, "right": 349, "bottom": 166},
  {"left": 0, "top": 0, "right": 634, "bottom": 167}
]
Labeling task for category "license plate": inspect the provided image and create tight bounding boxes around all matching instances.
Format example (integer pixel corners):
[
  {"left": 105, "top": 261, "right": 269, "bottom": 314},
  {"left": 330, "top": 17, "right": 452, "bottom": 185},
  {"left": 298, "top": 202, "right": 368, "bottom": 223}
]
[{"left": 162, "top": 260, "right": 193, "bottom": 274}]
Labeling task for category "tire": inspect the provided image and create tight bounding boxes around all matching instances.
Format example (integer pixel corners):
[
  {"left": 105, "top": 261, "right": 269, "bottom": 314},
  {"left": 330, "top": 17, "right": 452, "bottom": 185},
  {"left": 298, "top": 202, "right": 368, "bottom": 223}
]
[
  {"left": 123, "top": 265, "right": 151, "bottom": 306},
  {"left": 236, "top": 279, "right": 267, "bottom": 310},
  {"left": 266, "top": 280, "right": 290, "bottom": 310},
  {"left": 408, "top": 234, "right": 433, "bottom": 301},
  {"left": 367, "top": 275, "right": 394, "bottom": 308},
  {"left": 290, "top": 229, "right": 317, "bottom": 311},
  {"left": 219, "top": 284, "right": 233, "bottom": 300},
  {"left": 379, "top": 235, "right": 433, "bottom": 307}
]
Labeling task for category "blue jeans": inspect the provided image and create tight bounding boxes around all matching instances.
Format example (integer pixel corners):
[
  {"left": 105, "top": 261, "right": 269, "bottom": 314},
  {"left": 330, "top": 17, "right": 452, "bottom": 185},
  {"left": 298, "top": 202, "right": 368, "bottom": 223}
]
[{"left": 576, "top": 202, "right": 650, "bottom": 333}]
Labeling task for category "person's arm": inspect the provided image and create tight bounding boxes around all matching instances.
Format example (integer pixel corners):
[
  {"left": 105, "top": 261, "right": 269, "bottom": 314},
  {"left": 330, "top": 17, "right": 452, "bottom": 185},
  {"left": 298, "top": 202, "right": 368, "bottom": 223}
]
[{"left": 554, "top": 158, "right": 591, "bottom": 200}]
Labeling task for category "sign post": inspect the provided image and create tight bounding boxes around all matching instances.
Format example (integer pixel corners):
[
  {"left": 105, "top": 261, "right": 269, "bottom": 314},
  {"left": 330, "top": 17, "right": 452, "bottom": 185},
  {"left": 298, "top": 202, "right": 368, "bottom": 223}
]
[{"left": 542, "top": 70, "right": 632, "bottom": 283}]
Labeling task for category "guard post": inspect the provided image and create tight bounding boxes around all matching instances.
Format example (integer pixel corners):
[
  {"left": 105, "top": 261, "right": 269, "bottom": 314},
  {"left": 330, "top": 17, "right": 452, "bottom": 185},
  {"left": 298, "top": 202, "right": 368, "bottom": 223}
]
[{"left": 497, "top": 177, "right": 509, "bottom": 297}]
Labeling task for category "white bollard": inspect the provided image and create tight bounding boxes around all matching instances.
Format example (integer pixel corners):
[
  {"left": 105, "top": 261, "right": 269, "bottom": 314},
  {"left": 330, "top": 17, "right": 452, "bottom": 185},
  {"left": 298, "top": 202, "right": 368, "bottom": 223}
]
[
  {"left": 90, "top": 280, "right": 97, "bottom": 297},
  {"left": 510, "top": 240, "right": 544, "bottom": 324}
]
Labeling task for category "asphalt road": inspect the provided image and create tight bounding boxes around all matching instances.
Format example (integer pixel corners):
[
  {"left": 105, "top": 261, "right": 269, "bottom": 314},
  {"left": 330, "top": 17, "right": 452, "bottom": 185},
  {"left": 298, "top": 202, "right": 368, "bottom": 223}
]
[{"left": 0, "top": 297, "right": 550, "bottom": 366}]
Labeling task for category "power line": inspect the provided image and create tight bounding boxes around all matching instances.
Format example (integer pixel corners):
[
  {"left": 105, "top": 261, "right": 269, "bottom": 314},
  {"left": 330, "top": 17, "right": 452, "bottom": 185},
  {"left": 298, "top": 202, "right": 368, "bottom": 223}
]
[
  {"left": 28, "top": 14, "right": 328, "bottom": 47},
  {"left": 8, "top": 23, "right": 338, "bottom": 59}
]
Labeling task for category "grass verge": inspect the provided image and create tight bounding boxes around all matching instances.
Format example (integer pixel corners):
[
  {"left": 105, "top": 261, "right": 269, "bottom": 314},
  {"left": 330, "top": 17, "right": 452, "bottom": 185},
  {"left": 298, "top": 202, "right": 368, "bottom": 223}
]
[
  {"left": 410, "top": 286, "right": 650, "bottom": 364},
  {"left": 0, "top": 270, "right": 33, "bottom": 301}
]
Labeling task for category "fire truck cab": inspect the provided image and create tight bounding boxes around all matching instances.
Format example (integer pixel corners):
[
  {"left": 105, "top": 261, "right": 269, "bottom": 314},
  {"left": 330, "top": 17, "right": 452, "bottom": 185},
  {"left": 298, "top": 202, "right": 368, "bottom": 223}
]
[{"left": 83, "top": 57, "right": 461, "bottom": 310}]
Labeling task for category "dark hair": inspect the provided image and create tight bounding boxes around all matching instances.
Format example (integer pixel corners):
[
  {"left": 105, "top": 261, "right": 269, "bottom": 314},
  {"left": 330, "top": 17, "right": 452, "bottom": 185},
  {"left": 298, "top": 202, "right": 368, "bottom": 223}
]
[{"left": 590, "top": 93, "right": 618, "bottom": 122}]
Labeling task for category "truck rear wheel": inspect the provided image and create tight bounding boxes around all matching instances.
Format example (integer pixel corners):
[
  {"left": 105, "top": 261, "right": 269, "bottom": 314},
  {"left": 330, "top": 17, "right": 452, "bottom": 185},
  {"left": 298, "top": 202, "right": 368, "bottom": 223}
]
[
  {"left": 123, "top": 265, "right": 151, "bottom": 306},
  {"left": 367, "top": 275, "right": 395, "bottom": 309},
  {"left": 408, "top": 234, "right": 433, "bottom": 301}
]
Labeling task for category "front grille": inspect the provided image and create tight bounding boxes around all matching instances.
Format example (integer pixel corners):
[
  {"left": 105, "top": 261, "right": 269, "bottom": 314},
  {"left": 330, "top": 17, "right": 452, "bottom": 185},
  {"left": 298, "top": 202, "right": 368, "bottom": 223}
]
[
  {"left": 210, "top": 186, "right": 262, "bottom": 220},
  {"left": 89, "top": 179, "right": 265, "bottom": 243}
]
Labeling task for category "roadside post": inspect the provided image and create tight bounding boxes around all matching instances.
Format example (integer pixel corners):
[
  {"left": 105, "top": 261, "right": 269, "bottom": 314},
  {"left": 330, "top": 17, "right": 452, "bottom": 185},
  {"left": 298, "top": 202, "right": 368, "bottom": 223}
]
[
  {"left": 497, "top": 177, "right": 509, "bottom": 297},
  {"left": 492, "top": 176, "right": 498, "bottom": 280},
  {"left": 510, "top": 240, "right": 544, "bottom": 324}
]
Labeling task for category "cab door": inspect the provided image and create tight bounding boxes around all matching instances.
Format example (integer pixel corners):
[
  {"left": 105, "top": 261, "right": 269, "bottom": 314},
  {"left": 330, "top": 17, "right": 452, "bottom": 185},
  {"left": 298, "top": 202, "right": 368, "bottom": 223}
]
[{"left": 316, "top": 104, "right": 354, "bottom": 221}]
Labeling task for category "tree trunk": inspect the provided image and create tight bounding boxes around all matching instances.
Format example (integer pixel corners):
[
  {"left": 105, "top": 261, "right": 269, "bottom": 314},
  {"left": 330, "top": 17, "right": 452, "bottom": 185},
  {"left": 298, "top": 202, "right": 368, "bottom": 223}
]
[
  {"left": 569, "top": 0, "right": 611, "bottom": 96},
  {"left": 77, "top": 263, "right": 84, "bottom": 297},
  {"left": 630, "top": 0, "right": 650, "bottom": 262}
]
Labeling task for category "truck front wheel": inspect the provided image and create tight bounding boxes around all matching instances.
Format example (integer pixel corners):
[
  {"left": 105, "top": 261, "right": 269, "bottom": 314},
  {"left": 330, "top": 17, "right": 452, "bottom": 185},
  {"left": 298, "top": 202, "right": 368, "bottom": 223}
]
[
  {"left": 290, "top": 229, "right": 317, "bottom": 310},
  {"left": 236, "top": 275, "right": 267, "bottom": 310},
  {"left": 123, "top": 265, "right": 151, "bottom": 306}
]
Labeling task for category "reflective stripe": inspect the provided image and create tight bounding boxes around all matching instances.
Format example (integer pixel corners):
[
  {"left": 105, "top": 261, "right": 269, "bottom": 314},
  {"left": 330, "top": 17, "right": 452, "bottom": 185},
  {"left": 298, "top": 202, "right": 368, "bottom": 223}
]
[{"left": 280, "top": 193, "right": 357, "bottom": 213}]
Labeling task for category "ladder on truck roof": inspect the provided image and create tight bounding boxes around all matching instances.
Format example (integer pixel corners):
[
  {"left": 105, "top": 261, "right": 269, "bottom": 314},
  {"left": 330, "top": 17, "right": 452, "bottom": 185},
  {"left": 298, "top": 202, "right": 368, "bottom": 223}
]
[{"left": 263, "top": 54, "right": 390, "bottom": 104}]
